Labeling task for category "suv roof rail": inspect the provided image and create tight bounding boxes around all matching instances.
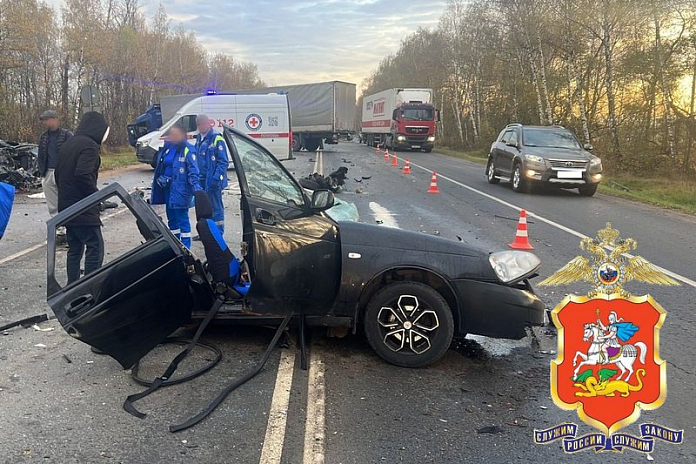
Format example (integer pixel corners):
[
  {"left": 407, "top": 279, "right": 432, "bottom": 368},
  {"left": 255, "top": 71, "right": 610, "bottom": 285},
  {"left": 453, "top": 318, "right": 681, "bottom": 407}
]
[
  {"left": 506, "top": 123, "right": 522, "bottom": 127},
  {"left": 552, "top": 124, "right": 566, "bottom": 128}
]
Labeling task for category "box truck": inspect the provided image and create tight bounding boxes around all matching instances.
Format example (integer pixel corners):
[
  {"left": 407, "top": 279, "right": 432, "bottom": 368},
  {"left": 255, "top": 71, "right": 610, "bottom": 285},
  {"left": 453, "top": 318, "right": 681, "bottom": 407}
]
[
  {"left": 135, "top": 93, "right": 291, "bottom": 166},
  {"left": 128, "top": 81, "right": 356, "bottom": 154},
  {"left": 361, "top": 88, "right": 438, "bottom": 152}
]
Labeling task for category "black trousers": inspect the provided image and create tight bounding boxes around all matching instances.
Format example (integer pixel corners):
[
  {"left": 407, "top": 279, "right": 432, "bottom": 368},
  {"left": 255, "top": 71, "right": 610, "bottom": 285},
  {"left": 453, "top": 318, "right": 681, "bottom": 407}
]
[{"left": 66, "top": 226, "right": 104, "bottom": 284}]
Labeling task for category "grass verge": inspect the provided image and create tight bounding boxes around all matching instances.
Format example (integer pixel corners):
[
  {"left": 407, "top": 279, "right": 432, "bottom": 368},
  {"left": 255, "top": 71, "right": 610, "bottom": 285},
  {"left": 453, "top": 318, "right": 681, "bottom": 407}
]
[
  {"left": 599, "top": 176, "right": 696, "bottom": 215},
  {"left": 434, "top": 146, "right": 696, "bottom": 215},
  {"left": 100, "top": 146, "right": 139, "bottom": 172}
]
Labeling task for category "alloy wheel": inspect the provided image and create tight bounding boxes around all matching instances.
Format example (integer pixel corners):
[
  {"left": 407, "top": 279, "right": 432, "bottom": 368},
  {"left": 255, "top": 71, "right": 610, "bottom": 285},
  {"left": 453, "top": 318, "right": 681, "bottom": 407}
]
[{"left": 377, "top": 295, "right": 440, "bottom": 355}]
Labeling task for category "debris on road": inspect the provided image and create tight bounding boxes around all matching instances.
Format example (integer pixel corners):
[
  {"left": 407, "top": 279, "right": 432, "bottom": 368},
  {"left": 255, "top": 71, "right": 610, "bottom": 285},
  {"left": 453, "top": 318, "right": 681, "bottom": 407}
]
[
  {"left": 0, "top": 140, "right": 41, "bottom": 191},
  {"left": 32, "top": 324, "right": 54, "bottom": 332},
  {"left": 300, "top": 166, "right": 349, "bottom": 192},
  {"left": 0, "top": 313, "right": 49, "bottom": 332},
  {"left": 477, "top": 425, "right": 504, "bottom": 434},
  {"left": 62, "top": 354, "right": 72, "bottom": 364}
]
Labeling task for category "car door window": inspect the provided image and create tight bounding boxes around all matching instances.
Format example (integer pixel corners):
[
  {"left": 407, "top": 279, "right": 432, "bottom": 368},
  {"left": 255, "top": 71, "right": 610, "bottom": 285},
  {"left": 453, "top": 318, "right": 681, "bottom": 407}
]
[
  {"left": 500, "top": 130, "right": 513, "bottom": 144},
  {"left": 230, "top": 132, "right": 306, "bottom": 207},
  {"left": 178, "top": 115, "right": 197, "bottom": 132},
  {"left": 509, "top": 130, "right": 518, "bottom": 145}
]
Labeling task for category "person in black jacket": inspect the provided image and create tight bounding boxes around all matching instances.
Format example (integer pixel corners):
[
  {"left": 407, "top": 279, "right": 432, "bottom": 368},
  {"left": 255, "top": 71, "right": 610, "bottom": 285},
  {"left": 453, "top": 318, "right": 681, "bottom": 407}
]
[
  {"left": 38, "top": 110, "right": 72, "bottom": 223},
  {"left": 56, "top": 111, "right": 110, "bottom": 283}
]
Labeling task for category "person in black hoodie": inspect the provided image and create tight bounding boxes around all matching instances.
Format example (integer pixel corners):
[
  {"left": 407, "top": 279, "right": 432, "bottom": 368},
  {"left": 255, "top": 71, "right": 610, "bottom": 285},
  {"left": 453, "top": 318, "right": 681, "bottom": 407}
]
[{"left": 56, "top": 111, "right": 110, "bottom": 284}]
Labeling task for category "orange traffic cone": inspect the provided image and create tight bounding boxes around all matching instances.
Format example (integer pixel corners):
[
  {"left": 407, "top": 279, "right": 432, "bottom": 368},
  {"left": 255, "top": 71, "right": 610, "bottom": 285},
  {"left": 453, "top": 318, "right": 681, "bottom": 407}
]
[
  {"left": 509, "top": 210, "right": 534, "bottom": 250},
  {"left": 376, "top": 145, "right": 380, "bottom": 154},
  {"left": 391, "top": 153, "right": 398, "bottom": 167},
  {"left": 403, "top": 158, "right": 411, "bottom": 175},
  {"left": 384, "top": 149, "right": 390, "bottom": 162},
  {"left": 427, "top": 172, "right": 440, "bottom": 194}
]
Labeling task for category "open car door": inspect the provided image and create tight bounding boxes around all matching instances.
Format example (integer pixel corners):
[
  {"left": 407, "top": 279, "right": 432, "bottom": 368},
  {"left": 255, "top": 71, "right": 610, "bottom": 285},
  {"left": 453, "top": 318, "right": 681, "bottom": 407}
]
[
  {"left": 46, "top": 184, "right": 212, "bottom": 369},
  {"left": 222, "top": 127, "right": 340, "bottom": 316}
]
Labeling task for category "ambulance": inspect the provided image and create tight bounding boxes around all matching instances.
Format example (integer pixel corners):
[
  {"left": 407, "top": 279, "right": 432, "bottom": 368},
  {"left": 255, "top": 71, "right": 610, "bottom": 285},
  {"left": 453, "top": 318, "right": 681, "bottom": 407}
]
[{"left": 135, "top": 93, "right": 292, "bottom": 166}]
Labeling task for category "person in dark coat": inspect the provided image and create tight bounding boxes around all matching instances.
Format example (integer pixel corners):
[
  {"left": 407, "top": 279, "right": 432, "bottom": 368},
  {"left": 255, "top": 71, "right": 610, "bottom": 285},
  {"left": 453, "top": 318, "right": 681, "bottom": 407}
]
[{"left": 56, "top": 111, "right": 110, "bottom": 283}]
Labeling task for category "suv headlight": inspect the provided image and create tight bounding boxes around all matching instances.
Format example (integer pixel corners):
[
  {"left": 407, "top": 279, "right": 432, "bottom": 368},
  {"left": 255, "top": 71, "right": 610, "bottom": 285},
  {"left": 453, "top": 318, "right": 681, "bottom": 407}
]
[
  {"left": 525, "top": 154, "right": 544, "bottom": 164},
  {"left": 489, "top": 250, "right": 541, "bottom": 284},
  {"left": 590, "top": 156, "right": 602, "bottom": 167}
]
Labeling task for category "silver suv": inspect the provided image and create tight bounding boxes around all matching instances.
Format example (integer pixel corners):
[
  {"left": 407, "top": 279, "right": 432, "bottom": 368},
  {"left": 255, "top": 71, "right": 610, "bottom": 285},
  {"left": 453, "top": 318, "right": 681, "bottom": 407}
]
[{"left": 486, "top": 124, "right": 603, "bottom": 196}]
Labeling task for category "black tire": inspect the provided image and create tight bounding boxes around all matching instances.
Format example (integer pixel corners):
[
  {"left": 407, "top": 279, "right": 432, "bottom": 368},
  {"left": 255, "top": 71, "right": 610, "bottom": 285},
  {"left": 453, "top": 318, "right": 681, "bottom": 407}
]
[
  {"left": 424, "top": 148, "right": 432, "bottom": 153},
  {"left": 150, "top": 155, "right": 157, "bottom": 169},
  {"left": 486, "top": 158, "right": 500, "bottom": 184},
  {"left": 292, "top": 134, "right": 302, "bottom": 152},
  {"left": 579, "top": 183, "right": 598, "bottom": 197},
  {"left": 304, "top": 137, "right": 320, "bottom": 152},
  {"left": 511, "top": 162, "right": 528, "bottom": 193},
  {"left": 364, "top": 282, "right": 454, "bottom": 368}
]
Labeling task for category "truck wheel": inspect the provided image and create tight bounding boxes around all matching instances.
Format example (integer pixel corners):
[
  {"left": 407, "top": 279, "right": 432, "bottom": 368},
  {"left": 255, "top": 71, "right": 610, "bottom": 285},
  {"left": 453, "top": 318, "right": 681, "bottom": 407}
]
[
  {"left": 292, "top": 135, "right": 302, "bottom": 152},
  {"left": 364, "top": 282, "right": 454, "bottom": 368},
  {"left": 579, "top": 183, "right": 598, "bottom": 197},
  {"left": 304, "top": 138, "right": 320, "bottom": 152},
  {"left": 511, "top": 163, "right": 528, "bottom": 193}
]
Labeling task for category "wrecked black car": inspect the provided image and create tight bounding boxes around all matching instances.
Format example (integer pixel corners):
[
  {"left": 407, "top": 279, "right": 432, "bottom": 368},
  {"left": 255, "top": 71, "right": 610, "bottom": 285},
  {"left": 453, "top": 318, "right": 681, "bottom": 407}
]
[{"left": 46, "top": 127, "right": 546, "bottom": 370}]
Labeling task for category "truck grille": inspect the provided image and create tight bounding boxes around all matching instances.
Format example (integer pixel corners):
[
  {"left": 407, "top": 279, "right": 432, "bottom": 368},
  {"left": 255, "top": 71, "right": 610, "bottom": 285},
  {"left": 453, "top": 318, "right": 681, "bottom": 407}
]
[
  {"left": 405, "top": 126, "right": 429, "bottom": 135},
  {"left": 407, "top": 136, "right": 427, "bottom": 143},
  {"left": 548, "top": 159, "right": 588, "bottom": 169}
]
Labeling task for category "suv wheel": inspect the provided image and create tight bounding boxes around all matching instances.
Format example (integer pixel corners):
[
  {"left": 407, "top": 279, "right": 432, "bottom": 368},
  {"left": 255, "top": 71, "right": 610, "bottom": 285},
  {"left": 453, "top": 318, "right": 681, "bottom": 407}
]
[
  {"left": 579, "top": 183, "right": 598, "bottom": 197},
  {"left": 511, "top": 163, "right": 528, "bottom": 193},
  {"left": 364, "top": 282, "right": 454, "bottom": 368},
  {"left": 486, "top": 158, "right": 500, "bottom": 184}
]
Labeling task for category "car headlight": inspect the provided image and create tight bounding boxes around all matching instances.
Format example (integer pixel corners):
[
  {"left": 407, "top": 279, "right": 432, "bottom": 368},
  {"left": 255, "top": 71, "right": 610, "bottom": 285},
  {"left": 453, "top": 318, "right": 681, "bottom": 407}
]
[
  {"left": 525, "top": 154, "right": 545, "bottom": 164},
  {"left": 138, "top": 139, "right": 150, "bottom": 148},
  {"left": 489, "top": 250, "right": 541, "bottom": 284},
  {"left": 590, "top": 156, "right": 602, "bottom": 167},
  {"left": 397, "top": 135, "right": 406, "bottom": 142},
  {"left": 427, "top": 136, "right": 435, "bottom": 142}
]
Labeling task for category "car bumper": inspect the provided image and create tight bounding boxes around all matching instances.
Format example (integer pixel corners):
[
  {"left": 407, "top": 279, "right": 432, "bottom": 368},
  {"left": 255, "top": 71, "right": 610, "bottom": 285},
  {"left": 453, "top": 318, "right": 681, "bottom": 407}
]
[
  {"left": 136, "top": 146, "right": 157, "bottom": 165},
  {"left": 452, "top": 279, "right": 546, "bottom": 339},
  {"left": 394, "top": 135, "right": 434, "bottom": 151},
  {"left": 525, "top": 166, "right": 602, "bottom": 187}
]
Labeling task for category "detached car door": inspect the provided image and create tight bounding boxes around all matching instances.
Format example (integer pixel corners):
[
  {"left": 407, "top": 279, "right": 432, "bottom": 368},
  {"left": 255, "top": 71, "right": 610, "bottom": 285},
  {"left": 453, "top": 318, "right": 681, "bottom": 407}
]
[
  {"left": 46, "top": 184, "right": 206, "bottom": 369},
  {"left": 223, "top": 127, "right": 340, "bottom": 316}
]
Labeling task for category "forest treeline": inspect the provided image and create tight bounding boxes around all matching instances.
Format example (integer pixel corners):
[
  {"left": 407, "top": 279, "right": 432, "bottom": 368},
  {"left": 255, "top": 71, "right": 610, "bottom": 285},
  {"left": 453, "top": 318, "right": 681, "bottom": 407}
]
[
  {"left": 363, "top": 0, "right": 696, "bottom": 177},
  {"left": 0, "top": 0, "right": 264, "bottom": 145}
]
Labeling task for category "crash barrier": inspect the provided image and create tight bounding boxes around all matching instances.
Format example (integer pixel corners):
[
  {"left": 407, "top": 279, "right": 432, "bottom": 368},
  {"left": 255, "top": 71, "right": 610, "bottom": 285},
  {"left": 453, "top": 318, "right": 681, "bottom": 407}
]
[
  {"left": 427, "top": 172, "right": 440, "bottom": 194},
  {"left": 403, "top": 159, "right": 411, "bottom": 175},
  {"left": 509, "top": 209, "right": 534, "bottom": 250}
]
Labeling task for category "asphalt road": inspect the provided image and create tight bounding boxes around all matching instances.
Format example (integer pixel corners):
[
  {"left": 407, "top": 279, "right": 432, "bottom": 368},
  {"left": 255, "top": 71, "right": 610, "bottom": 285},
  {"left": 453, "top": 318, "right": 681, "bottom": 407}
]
[{"left": 1, "top": 142, "right": 695, "bottom": 463}]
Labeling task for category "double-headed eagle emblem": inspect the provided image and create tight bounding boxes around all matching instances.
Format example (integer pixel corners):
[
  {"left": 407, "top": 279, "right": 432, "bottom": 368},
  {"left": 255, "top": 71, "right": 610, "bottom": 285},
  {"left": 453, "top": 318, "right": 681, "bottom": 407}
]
[{"left": 539, "top": 223, "right": 678, "bottom": 296}]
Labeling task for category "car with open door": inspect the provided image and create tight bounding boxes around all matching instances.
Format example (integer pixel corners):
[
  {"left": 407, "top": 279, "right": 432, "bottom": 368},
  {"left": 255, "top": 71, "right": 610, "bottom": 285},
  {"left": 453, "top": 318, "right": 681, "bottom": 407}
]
[{"left": 46, "top": 126, "right": 547, "bottom": 369}]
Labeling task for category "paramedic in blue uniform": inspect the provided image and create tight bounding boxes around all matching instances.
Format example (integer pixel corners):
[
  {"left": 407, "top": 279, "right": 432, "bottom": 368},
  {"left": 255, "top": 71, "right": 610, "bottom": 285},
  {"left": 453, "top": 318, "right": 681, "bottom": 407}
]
[
  {"left": 151, "top": 124, "right": 201, "bottom": 248},
  {"left": 195, "top": 114, "right": 229, "bottom": 232}
]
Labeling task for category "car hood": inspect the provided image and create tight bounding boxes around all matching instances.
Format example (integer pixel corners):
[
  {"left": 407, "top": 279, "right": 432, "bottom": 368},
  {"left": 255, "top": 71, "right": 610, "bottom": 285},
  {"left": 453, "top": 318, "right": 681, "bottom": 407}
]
[
  {"left": 524, "top": 146, "right": 591, "bottom": 160},
  {"left": 337, "top": 220, "right": 498, "bottom": 281}
]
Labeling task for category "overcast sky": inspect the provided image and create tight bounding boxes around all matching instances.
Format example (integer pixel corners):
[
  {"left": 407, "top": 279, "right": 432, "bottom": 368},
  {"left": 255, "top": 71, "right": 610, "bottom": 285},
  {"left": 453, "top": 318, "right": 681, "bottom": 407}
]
[{"left": 49, "top": 0, "right": 447, "bottom": 89}]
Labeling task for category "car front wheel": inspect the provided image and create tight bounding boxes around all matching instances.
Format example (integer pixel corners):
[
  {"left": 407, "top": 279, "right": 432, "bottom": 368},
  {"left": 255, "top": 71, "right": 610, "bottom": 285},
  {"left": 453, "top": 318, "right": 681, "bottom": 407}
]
[
  {"left": 511, "top": 163, "right": 528, "bottom": 193},
  {"left": 487, "top": 158, "right": 500, "bottom": 184},
  {"left": 579, "top": 183, "right": 598, "bottom": 197},
  {"left": 364, "top": 282, "right": 454, "bottom": 368}
]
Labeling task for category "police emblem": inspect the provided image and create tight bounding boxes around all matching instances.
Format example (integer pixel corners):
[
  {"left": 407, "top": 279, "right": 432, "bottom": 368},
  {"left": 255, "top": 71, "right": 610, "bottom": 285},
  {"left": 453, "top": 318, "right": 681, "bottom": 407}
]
[
  {"left": 534, "top": 223, "right": 684, "bottom": 454},
  {"left": 245, "top": 113, "right": 262, "bottom": 131}
]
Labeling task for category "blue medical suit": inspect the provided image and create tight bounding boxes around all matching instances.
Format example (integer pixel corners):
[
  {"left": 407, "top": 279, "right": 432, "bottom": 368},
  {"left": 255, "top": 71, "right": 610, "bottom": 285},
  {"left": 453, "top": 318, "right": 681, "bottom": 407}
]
[
  {"left": 151, "top": 141, "right": 201, "bottom": 248},
  {"left": 195, "top": 130, "right": 229, "bottom": 232}
]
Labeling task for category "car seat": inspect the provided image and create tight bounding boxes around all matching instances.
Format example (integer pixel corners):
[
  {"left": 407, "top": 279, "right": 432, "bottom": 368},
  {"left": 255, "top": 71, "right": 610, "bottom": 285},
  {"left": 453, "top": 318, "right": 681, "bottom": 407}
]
[{"left": 194, "top": 190, "right": 249, "bottom": 297}]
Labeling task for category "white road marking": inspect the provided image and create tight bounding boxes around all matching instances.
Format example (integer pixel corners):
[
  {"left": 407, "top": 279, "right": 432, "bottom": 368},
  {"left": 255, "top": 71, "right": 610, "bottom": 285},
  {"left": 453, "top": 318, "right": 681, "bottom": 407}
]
[
  {"left": 368, "top": 202, "right": 400, "bottom": 228},
  {"left": 259, "top": 349, "right": 296, "bottom": 464},
  {"left": 303, "top": 352, "right": 326, "bottom": 464},
  {"left": 402, "top": 156, "right": 696, "bottom": 289}
]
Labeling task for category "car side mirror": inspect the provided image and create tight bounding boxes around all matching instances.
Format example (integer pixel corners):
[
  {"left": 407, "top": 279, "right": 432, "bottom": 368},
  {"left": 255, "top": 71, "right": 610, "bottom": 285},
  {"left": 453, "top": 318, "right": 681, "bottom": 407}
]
[
  {"left": 506, "top": 140, "right": 519, "bottom": 149},
  {"left": 392, "top": 110, "right": 398, "bottom": 121},
  {"left": 311, "top": 189, "right": 334, "bottom": 212},
  {"left": 584, "top": 143, "right": 594, "bottom": 151}
]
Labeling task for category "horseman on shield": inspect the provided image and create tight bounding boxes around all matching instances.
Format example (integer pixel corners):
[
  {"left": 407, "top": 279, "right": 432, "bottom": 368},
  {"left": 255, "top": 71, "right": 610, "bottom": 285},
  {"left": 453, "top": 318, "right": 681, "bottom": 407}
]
[{"left": 596, "top": 310, "right": 639, "bottom": 363}]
